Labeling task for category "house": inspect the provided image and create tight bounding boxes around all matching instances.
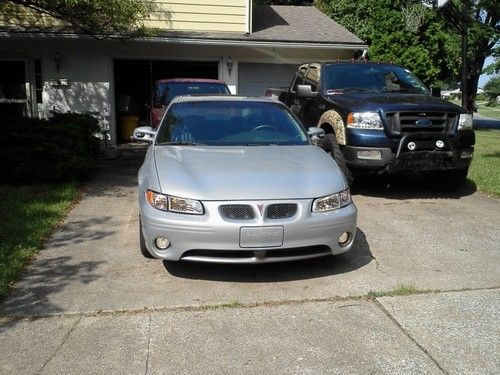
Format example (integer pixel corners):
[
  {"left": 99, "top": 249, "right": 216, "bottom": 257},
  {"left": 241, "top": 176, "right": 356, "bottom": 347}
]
[{"left": 0, "top": 1, "right": 366, "bottom": 145}]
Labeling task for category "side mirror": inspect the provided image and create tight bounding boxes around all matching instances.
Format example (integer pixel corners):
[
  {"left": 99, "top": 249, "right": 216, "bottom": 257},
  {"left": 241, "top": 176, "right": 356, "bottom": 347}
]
[
  {"left": 132, "top": 126, "right": 156, "bottom": 143},
  {"left": 307, "top": 127, "right": 325, "bottom": 141},
  {"left": 297, "top": 84, "right": 318, "bottom": 98}
]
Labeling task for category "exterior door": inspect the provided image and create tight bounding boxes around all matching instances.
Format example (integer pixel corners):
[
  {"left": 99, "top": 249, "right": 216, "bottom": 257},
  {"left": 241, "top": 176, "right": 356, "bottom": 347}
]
[{"left": 0, "top": 60, "right": 31, "bottom": 117}]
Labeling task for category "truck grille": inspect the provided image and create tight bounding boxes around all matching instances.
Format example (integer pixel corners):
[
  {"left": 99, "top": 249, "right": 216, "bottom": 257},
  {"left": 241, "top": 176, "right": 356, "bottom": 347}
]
[
  {"left": 385, "top": 111, "right": 457, "bottom": 134},
  {"left": 265, "top": 203, "right": 297, "bottom": 219},
  {"left": 219, "top": 205, "right": 255, "bottom": 220}
]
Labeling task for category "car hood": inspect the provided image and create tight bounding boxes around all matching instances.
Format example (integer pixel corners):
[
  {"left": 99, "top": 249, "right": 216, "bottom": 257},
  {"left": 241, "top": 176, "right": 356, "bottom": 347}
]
[
  {"left": 325, "top": 92, "right": 465, "bottom": 113},
  {"left": 154, "top": 145, "right": 346, "bottom": 200}
]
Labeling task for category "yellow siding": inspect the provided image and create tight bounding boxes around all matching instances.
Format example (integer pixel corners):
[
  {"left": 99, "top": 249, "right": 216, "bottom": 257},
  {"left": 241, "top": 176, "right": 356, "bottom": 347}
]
[
  {"left": 1, "top": 0, "right": 248, "bottom": 33},
  {"left": 151, "top": 1, "right": 247, "bottom": 32}
]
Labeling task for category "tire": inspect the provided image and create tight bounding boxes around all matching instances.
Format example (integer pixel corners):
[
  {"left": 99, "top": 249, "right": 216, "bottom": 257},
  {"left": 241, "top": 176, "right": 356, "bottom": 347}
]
[
  {"left": 425, "top": 168, "right": 468, "bottom": 192},
  {"left": 322, "top": 133, "right": 353, "bottom": 187},
  {"left": 139, "top": 218, "right": 154, "bottom": 258}
]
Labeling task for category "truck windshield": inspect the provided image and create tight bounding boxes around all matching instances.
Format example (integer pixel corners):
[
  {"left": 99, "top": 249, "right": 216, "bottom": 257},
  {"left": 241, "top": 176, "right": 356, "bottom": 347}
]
[
  {"left": 156, "top": 101, "right": 309, "bottom": 146},
  {"left": 323, "top": 64, "right": 430, "bottom": 95},
  {"left": 153, "top": 82, "right": 230, "bottom": 106}
]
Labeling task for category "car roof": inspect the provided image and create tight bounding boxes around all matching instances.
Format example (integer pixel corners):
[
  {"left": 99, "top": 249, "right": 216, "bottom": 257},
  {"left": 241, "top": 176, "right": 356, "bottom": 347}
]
[
  {"left": 170, "top": 95, "right": 279, "bottom": 105},
  {"left": 155, "top": 78, "right": 227, "bottom": 84}
]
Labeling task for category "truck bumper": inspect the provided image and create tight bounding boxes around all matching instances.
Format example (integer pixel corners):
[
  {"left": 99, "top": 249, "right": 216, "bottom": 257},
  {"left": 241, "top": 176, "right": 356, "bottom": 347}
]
[{"left": 344, "top": 145, "right": 474, "bottom": 173}]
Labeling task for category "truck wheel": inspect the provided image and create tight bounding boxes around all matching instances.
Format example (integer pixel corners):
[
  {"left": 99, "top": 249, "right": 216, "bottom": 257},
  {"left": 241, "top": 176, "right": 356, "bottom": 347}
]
[
  {"left": 139, "top": 218, "right": 154, "bottom": 258},
  {"left": 425, "top": 168, "right": 468, "bottom": 192},
  {"left": 322, "top": 133, "right": 353, "bottom": 187}
]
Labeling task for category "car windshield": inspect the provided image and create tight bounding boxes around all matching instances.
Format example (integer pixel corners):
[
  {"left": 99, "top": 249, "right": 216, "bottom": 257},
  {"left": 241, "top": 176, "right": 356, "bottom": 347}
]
[
  {"left": 153, "top": 82, "right": 230, "bottom": 106},
  {"left": 323, "top": 64, "right": 430, "bottom": 95},
  {"left": 155, "top": 101, "right": 309, "bottom": 146}
]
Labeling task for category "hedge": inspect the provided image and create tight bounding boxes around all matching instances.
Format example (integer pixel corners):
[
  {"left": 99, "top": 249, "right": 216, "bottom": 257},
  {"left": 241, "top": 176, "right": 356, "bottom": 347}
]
[{"left": 0, "top": 113, "right": 101, "bottom": 183}]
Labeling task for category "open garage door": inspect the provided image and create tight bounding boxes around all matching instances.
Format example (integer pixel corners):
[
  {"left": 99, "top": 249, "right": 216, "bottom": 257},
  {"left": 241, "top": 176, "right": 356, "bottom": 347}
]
[
  {"left": 113, "top": 60, "right": 218, "bottom": 141},
  {"left": 238, "top": 63, "right": 297, "bottom": 96}
]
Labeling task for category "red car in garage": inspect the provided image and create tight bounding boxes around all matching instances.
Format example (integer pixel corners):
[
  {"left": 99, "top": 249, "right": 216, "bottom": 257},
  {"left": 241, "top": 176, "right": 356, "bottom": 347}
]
[{"left": 150, "top": 78, "right": 231, "bottom": 128}]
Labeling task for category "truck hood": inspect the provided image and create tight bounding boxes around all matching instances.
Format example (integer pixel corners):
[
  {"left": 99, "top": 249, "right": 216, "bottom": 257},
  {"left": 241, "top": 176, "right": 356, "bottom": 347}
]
[
  {"left": 153, "top": 145, "right": 346, "bottom": 201},
  {"left": 325, "top": 92, "right": 466, "bottom": 113}
]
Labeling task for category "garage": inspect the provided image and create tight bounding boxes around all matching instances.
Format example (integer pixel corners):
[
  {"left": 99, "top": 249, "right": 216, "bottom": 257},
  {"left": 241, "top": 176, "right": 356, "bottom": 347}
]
[
  {"left": 238, "top": 63, "right": 298, "bottom": 96},
  {"left": 113, "top": 60, "right": 219, "bottom": 141}
]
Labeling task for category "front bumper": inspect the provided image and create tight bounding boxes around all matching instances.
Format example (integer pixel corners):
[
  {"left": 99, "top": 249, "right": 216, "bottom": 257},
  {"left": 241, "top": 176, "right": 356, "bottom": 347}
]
[
  {"left": 139, "top": 195, "right": 357, "bottom": 263},
  {"left": 344, "top": 132, "right": 474, "bottom": 173}
]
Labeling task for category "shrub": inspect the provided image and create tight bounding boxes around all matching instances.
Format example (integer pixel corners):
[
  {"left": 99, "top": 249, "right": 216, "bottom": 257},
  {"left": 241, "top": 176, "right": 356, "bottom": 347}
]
[{"left": 0, "top": 113, "right": 101, "bottom": 183}]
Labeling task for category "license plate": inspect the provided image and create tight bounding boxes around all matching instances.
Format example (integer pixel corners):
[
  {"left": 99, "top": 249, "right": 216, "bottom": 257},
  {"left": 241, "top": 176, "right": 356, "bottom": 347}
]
[{"left": 239, "top": 226, "right": 283, "bottom": 248}]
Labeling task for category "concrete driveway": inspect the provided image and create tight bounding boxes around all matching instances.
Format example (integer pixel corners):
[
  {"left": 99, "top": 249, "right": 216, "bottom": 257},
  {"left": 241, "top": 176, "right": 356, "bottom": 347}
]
[{"left": 1, "top": 145, "right": 499, "bottom": 374}]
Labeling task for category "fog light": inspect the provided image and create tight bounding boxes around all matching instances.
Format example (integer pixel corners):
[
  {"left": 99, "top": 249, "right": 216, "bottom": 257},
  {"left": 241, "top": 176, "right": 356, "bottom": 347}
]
[
  {"left": 357, "top": 150, "right": 382, "bottom": 160},
  {"left": 436, "top": 140, "right": 444, "bottom": 148},
  {"left": 155, "top": 237, "right": 170, "bottom": 250},
  {"left": 338, "top": 232, "right": 351, "bottom": 246},
  {"left": 407, "top": 142, "right": 416, "bottom": 151},
  {"left": 460, "top": 150, "right": 473, "bottom": 159}
]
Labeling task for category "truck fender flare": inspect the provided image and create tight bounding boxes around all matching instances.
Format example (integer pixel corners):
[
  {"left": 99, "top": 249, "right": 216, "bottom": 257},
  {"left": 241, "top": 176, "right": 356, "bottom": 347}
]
[{"left": 317, "top": 110, "right": 346, "bottom": 146}]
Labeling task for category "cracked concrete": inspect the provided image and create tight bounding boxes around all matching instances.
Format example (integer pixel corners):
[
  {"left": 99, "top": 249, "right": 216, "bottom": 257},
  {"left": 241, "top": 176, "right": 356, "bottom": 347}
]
[{"left": 0, "top": 145, "right": 499, "bottom": 374}]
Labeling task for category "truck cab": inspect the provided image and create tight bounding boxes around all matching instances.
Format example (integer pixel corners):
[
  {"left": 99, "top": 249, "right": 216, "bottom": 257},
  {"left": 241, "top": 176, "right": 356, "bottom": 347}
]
[{"left": 276, "top": 61, "right": 475, "bottom": 190}]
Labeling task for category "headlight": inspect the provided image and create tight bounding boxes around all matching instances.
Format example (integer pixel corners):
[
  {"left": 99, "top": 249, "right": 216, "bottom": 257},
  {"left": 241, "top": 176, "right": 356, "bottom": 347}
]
[
  {"left": 146, "top": 190, "right": 204, "bottom": 215},
  {"left": 458, "top": 113, "right": 473, "bottom": 130},
  {"left": 312, "top": 188, "right": 352, "bottom": 213},
  {"left": 347, "top": 112, "right": 383, "bottom": 130},
  {"left": 168, "top": 195, "right": 204, "bottom": 215}
]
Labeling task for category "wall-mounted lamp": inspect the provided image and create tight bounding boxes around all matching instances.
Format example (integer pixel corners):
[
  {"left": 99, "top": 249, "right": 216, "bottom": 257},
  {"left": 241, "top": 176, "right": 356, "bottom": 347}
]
[
  {"left": 226, "top": 57, "right": 233, "bottom": 76},
  {"left": 54, "top": 52, "right": 62, "bottom": 73}
]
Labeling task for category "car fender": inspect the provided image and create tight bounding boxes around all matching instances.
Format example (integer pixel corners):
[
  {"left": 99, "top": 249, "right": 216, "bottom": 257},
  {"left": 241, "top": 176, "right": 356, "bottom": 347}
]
[{"left": 317, "top": 110, "right": 346, "bottom": 146}]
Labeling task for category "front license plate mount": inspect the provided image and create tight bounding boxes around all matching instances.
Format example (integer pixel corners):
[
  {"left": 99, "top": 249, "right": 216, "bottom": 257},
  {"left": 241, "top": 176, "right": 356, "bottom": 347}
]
[{"left": 239, "top": 226, "right": 284, "bottom": 248}]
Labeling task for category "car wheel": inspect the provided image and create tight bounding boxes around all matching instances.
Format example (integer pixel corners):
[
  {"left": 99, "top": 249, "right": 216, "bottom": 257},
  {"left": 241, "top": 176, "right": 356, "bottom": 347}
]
[
  {"left": 322, "top": 133, "right": 353, "bottom": 187},
  {"left": 425, "top": 168, "right": 468, "bottom": 191},
  {"left": 139, "top": 218, "right": 154, "bottom": 258}
]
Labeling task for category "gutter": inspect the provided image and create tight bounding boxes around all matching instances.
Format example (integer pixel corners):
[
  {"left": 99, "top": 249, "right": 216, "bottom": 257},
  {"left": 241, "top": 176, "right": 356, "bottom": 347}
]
[{"left": 0, "top": 31, "right": 367, "bottom": 50}]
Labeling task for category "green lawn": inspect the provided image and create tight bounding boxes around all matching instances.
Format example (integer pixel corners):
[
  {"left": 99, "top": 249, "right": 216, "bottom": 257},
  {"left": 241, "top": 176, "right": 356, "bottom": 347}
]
[
  {"left": 449, "top": 99, "right": 500, "bottom": 119},
  {"left": 469, "top": 129, "right": 500, "bottom": 197},
  {"left": 0, "top": 183, "right": 79, "bottom": 300}
]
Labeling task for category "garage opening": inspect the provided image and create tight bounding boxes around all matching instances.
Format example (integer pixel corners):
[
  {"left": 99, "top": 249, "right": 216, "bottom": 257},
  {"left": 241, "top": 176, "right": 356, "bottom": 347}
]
[{"left": 113, "top": 60, "right": 218, "bottom": 142}]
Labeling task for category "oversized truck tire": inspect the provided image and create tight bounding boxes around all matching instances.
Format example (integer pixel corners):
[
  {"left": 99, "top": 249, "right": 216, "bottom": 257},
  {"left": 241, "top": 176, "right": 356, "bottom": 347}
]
[
  {"left": 322, "top": 133, "right": 353, "bottom": 187},
  {"left": 425, "top": 168, "right": 469, "bottom": 192}
]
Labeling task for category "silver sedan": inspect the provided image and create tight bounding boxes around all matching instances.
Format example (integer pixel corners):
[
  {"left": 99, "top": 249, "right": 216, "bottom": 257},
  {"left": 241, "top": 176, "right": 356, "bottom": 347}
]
[{"left": 134, "top": 96, "right": 357, "bottom": 263}]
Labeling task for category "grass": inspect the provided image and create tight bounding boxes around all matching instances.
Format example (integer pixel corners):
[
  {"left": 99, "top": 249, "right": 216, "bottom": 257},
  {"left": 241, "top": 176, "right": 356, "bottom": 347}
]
[
  {"left": 366, "top": 284, "right": 439, "bottom": 299},
  {"left": 0, "top": 183, "right": 79, "bottom": 301},
  {"left": 469, "top": 129, "right": 500, "bottom": 197}
]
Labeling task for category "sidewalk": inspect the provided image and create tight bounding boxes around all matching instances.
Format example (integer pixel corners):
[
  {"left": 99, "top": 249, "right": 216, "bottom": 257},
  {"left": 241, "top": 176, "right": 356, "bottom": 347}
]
[{"left": 1, "top": 145, "right": 498, "bottom": 374}]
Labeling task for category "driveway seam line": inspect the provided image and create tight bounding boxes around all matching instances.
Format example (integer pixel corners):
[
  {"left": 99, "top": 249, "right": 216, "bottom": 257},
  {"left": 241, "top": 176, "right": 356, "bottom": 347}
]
[
  {"left": 373, "top": 299, "right": 449, "bottom": 375},
  {"left": 144, "top": 314, "right": 152, "bottom": 375},
  {"left": 2, "top": 285, "right": 498, "bottom": 322},
  {"left": 36, "top": 315, "right": 82, "bottom": 374}
]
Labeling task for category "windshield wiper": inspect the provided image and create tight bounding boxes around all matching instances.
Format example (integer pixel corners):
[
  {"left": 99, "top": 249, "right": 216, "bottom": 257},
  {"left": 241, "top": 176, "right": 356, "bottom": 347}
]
[
  {"left": 157, "top": 141, "right": 204, "bottom": 146},
  {"left": 327, "top": 87, "right": 374, "bottom": 93}
]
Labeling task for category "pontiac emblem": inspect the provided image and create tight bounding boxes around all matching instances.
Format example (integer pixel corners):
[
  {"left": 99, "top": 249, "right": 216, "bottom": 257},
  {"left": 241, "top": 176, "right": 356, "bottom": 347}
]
[{"left": 257, "top": 204, "right": 264, "bottom": 216}]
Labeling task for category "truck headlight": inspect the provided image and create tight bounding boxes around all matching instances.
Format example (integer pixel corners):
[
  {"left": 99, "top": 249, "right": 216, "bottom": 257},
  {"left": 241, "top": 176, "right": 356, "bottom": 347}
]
[
  {"left": 347, "top": 112, "right": 383, "bottom": 130},
  {"left": 458, "top": 114, "right": 473, "bottom": 130},
  {"left": 312, "top": 188, "right": 351, "bottom": 212},
  {"left": 146, "top": 190, "right": 204, "bottom": 215}
]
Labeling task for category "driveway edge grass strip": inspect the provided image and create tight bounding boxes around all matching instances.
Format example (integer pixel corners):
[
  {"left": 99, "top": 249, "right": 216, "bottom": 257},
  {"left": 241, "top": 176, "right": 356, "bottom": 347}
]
[{"left": 0, "top": 182, "right": 81, "bottom": 302}]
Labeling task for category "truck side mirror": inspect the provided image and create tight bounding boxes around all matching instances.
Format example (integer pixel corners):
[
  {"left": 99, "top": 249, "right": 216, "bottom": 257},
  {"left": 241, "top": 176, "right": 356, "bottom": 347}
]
[
  {"left": 132, "top": 126, "right": 156, "bottom": 143},
  {"left": 297, "top": 84, "right": 318, "bottom": 98},
  {"left": 431, "top": 87, "right": 441, "bottom": 98}
]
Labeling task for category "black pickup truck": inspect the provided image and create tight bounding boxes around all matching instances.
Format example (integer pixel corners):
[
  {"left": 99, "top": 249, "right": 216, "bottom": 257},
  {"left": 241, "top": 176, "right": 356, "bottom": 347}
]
[{"left": 267, "top": 61, "right": 475, "bottom": 190}]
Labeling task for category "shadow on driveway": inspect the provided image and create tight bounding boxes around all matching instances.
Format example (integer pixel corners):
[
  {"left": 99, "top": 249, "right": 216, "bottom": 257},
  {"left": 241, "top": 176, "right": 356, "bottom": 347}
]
[
  {"left": 163, "top": 228, "right": 372, "bottom": 282},
  {"left": 352, "top": 173, "right": 477, "bottom": 200}
]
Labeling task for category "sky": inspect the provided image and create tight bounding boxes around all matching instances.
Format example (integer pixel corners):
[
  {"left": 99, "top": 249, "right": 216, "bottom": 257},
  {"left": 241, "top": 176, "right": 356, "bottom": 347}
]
[{"left": 478, "top": 56, "right": 495, "bottom": 88}]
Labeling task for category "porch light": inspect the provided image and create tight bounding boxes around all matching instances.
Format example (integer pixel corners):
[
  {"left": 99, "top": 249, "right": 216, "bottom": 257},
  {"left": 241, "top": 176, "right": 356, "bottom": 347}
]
[{"left": 227, "top": 57, "right": 233, "bottom": 76}]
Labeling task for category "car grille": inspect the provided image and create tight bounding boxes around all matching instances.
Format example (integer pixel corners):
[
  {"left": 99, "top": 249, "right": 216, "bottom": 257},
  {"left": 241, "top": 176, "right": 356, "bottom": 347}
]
[
  {"left": 265, "top": 203, "right": 297, "bottom": 219},
  {"left": 219, "top": 205, "right": 255, "bottom": 220},
  {"left": 385, "top": 111, "right": 457, "bottom": 134}
]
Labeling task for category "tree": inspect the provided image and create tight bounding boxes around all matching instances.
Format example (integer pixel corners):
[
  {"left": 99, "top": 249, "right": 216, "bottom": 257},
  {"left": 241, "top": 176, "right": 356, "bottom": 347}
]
[
  {"left": 317, "top": 0, "right": 499, "bottom": 112},
  {"left": 0, "top": 0, "right": 154, "bottom": 39},
  {"left": 483, "top": 75, "right": 500, "bottom": 104}
]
